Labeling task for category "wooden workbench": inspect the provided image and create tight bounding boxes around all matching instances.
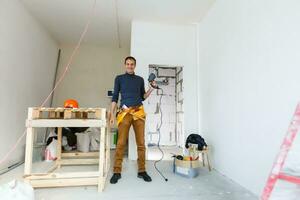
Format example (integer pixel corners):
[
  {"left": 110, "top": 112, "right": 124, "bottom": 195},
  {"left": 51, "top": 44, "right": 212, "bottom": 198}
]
[{"left": 23, "top": 107, "right": 110, "bottom": 192}]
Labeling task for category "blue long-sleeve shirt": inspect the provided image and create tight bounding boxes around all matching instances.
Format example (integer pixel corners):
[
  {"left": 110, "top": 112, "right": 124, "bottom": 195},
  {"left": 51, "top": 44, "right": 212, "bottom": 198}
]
[{"left": 112, "top": 72, "right": 146, "bottom": 107}]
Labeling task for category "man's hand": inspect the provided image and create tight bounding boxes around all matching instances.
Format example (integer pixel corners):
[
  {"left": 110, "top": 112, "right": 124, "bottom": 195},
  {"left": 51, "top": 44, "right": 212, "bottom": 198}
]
[
  {"left": 109, "top": 112, "right": 115, "bottom": 126},
  {"left": 144, "top": 81, "right": 156, "bottom": 100},
  {"left": 110, "top": 102, "right": 117, "bottom": 127},
  {"left": 150, "top": 80, "right": 158, "bottom": 89}
]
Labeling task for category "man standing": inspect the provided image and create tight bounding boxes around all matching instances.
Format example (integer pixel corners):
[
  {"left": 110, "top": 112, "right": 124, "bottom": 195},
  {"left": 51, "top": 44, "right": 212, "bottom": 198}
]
[{"left": 109, "top": 56, "right": 155, "bottom": 184}]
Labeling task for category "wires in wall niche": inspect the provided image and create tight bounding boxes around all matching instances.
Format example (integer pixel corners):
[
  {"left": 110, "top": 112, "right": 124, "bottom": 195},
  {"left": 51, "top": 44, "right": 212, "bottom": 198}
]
[
  {"left": 154, "top": 88, "right": 168, "bottom": 182},
  {"left": 148, "top": 72, "right": 167, "bottom": 181}
]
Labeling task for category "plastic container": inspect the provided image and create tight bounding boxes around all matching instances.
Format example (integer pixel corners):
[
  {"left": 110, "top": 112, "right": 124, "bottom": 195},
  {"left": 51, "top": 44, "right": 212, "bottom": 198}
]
[
  {"left": 76, "top": 132, "right": 90, "bottom": 152},
  {"left": 110, "top": 128, "right": 118, "bottom": 149},
  {"left": 173, "top": 158, "right": 200, "bottom": 178}
]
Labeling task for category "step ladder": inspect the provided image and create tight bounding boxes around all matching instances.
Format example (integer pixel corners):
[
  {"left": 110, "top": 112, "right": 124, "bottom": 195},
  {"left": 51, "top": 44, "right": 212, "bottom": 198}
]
[{"left": 261, "top": 103, "right": 300, "bottom": 200}]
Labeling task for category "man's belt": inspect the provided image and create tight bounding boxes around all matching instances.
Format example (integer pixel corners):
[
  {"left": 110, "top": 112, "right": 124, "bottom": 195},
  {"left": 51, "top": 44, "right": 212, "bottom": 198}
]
[{"left": 116, "top": 105, "right": 146, "bottom": 126}]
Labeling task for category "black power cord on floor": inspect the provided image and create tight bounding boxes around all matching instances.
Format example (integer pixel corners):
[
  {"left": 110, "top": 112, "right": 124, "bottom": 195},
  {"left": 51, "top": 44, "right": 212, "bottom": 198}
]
[{"left": 154, "top": 88, "right": 168, "bottom": 182}]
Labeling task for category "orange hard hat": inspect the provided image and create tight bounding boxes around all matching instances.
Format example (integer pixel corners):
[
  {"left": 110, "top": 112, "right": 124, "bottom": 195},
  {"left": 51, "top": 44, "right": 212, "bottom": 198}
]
[{"left": 64, "top": 99, "right": 79, "bottom": 108}]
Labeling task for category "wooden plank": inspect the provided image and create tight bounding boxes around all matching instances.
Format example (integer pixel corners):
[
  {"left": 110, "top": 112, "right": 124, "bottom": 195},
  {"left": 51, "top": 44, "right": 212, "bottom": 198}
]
[
  {"left": 98, "top": 125, "right": 106, "bottom": 192},
  {"left": 55, "top": 111, "right": 62, "bottom": 119},
  {"left": 29, "top": 177, "right": 98, "bottom": 188},
  {"left": 98, "top": 177, "right": 106, "bottom": 192},
  {"left": 206, "top": 152, "right": 212, "bottom": 171},
  {"left": 62, "top": 151, "right": 99, "bottom": 158},
  {"left": 32, "top": 109, "right": 42, "bottom": 119},
  {"left": 43, "top": 108, "right": 55, "bottom": 112},
  {"left": 98, "top": 171, "right": 108, "bottom": 193},
  {"left": 47, "top": 164, "right": 59, "bottom": 173},
  {"left": 56, "top": 127, "right": 62, "bottom": 169},
  {"left": 87, "top": 108, "right": 96, "bottom": 112},
  {"left": 82, "top": 112, "right": 88, "bottom": 119},
  {"left": 105, "top": 126, "right": 111, "bottom": 174},
  {"left": 64, "top": 110, "right": 72, "bottom": 119},
  {"left": 24, "top": 108, "right": 34, "bottom": 175},
  {"left": 28, "top": 107, "right": 106, "bottom": 119},
  {"left": 24, "top": 127, "right": 34, "bottom": 175},
  {"left": 26, "top": 119, "right": 106, "bottom": 128},
  {"left": 59, "top": 112, "right": 64, "bottom": 119},
  {"left": 95, "top": 108, "right": 105, "bottom": 119},
  {"left": 25, "top": 171, "right": 100, "bottom": 180},
  {"left": 60, "top": 158, "right": 99, "bottom": 165},
  {"left": 54, "top": 107, "right": 64, "bottom": 112},
  {"left": 75, "top": 112, "right": 82, "bottom": 119},
  {"left": 101, "top": 109, "right": 106, "bottom": 121},
  {"left": 48, "top": 111, "right": 56, "bottom": 118},
  {"left": 29, "top": 107, "right": 103, "bottom": 111}
]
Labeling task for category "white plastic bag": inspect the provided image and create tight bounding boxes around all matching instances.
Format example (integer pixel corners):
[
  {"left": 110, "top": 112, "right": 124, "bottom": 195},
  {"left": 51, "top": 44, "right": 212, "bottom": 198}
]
[
  {"left": 0, "top": 180, "right": 34, "bottom": 200},
  {"left": 62, "top": 136, "right": 72, "bottom": 151},
  {"left": 46, "top": 128, "right": 56, "bottom": 140},
  {"left": 87, "top": 128, "right": 100, "bottom": 151},
  {"left": 44, "top": 139, "right": 57, "bottom": 161}
]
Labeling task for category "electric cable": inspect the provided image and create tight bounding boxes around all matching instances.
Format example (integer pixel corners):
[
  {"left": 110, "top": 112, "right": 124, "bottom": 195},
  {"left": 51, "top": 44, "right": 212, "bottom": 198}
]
[
  {"left": 0, "top": 0, "right": 97, "bottom": 166},
  {"left": 154, "top": 88, "right": 168, "bottom": 181}
]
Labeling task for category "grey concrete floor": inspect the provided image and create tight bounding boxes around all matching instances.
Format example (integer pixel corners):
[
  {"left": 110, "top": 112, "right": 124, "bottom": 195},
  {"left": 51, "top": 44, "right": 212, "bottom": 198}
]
[{"left": 0, "top": 158, "right": 258, "bottom": 200}]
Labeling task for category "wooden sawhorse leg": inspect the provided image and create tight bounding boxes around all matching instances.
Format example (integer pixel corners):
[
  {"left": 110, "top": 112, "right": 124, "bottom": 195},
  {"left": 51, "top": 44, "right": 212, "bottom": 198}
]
[
  {"left": 56, "top": 127, "right": 62, "bottom": 169},
  {"left": 202, "top": 152, "right": 205, "bottom": 167},
  {"left": 24, "top": 127, "right": 35, "bottom": 177},
  {"left": 203, "top": 151, "right": 212, "bottom": 171},
  {"left": 98, "top": 126, "right": 106, "bottom": 191},
  {"left": 206, "top": 151, "right": 212, "bottom": 171},
  {"left": 201, "top": 151, "right": 212, "bottom": 171},
  {"left": 105, "top": 127, "right": 111, "bottom": 175}
]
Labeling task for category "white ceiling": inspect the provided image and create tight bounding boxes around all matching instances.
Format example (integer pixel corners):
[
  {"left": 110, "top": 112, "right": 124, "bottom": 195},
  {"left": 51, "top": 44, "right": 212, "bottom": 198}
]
[{"left": 21, "top": 0, "right": 215, "bottom": 48}]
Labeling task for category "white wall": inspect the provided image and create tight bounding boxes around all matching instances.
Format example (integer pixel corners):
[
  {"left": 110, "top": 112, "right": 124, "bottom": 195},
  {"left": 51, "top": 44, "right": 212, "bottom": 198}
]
[
  {"left": 0, "top": 0, "right": 58, "bottom": 169},
  {"left": 197, "top": 0, "right": 300, "bottom": 195},
  {"left": 129, "top": 21, "right": 198, "bottom": 159},
  {"left": 52, "top": 45, "right": 129, "bottom": 109}
]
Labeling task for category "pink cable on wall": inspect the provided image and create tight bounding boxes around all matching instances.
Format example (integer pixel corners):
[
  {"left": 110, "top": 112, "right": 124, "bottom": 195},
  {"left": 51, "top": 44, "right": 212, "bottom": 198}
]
[{"left": 0, "top": 0, "right": 97, "bottom": 166}]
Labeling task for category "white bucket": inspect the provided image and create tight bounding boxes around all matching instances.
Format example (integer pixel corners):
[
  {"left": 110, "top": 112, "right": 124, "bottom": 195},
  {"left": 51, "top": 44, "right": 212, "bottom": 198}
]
[{"left": 76, "top": 133, "right": 90, "bottom": 152}]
